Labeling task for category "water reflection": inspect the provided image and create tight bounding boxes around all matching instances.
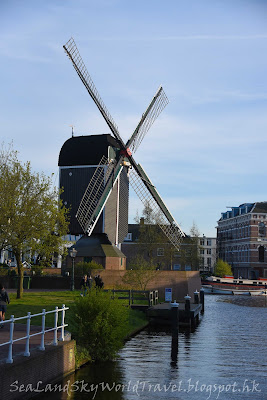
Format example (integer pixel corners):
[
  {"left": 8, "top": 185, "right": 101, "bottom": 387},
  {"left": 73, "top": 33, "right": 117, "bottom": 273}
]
[{"left": 35, "top": 296, "right": 267, "bottom": 399}]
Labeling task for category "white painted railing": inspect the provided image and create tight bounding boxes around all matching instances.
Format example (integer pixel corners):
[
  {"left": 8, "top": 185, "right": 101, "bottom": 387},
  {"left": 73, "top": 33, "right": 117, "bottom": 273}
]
[{"left": 0, "top": 304, "right": 69, "bottom": 364}]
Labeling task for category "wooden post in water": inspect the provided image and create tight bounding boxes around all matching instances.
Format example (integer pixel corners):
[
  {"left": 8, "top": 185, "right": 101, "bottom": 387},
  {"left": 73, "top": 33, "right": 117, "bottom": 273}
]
[
  {"left": 184, "top": 294, "right": 191, "bottom": 325},
  {"left": 200, "top": 288, "right": 205, "bottom": 313},
  {"left": 171, "top": 301, "right": 179, "bottom": 364}
]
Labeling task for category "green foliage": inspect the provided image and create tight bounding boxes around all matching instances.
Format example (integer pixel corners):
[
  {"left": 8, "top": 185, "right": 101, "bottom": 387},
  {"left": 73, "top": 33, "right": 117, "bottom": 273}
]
[
  {"left": 122, "top": 254, "right": 158, "bottom": 290},
  {"left": 0, "top": 143, "right": 69, "bottom": 298},
  {"left": 74, "top": 343, "right": 91, "bottom": 368},
  {"left": 214, "top": 259, "right": 232, "bottom": 277},
  {"left": 0, "top": 267, "right": 9, "bottom": 276},
  {"left": 69, "top": 289, "right": 129, "bottom": 362},
  {"left": 75, "top": 261, "right": 103, "bottom": 277}
]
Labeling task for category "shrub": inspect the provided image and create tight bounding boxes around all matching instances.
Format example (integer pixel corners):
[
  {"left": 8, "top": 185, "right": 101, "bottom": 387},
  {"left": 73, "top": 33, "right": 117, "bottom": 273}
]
[{"left": 69, "top": 288, "right": 129, "bottom": 361}]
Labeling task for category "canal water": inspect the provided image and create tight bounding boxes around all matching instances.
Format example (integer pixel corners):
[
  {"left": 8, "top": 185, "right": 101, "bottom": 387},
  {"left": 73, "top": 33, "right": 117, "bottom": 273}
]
[{"left": 37, "top": 295, "right": 267, "bottom": 400}]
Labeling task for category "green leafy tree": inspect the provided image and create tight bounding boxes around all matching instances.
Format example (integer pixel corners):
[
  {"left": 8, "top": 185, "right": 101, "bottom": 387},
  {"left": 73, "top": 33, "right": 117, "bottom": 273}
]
[
  {"left": 122, "top": 254, "right": 158, "bottom": 290},
  {"left": 69, "top": 289, "right": 129, "bottom": 361},
  {"left": 214, "top": 259, "right": 232, "bottom": 277},
  {"left": 0, "top": 144, "right": 69, "bottom": 298}
]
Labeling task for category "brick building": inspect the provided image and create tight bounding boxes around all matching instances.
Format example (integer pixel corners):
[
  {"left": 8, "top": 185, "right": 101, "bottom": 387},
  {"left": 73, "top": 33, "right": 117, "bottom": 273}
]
[
  {"left": 122, "top": 222, "right": 213, "bottom": 271},
  {"left": 216, "top": 202, "right": 267, "bottom": 279}
]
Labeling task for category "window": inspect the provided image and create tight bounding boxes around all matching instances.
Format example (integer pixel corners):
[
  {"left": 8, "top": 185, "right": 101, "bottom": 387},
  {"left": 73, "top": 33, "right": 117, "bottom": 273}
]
[
  {"left": 259, "top": 246, "right": 265, "bottom": 263},
  {"left": 200, "top": 249, "right": 204, "bottom": 255},
  {"left": 174, "top": 250, "right": 179, "bottom": 257},
  {"left": 207, "top": 249, "right": 211, "bottom": 255},
  {"left": 173, "top": 264, "right": 181, "bottom": 271},
  {"left": 258, "top": 222, "right": 265, "bottom": 237},
  {"left": 124, "top": 233, "right": 132, "bottom": 241},
  {"left": 207, "top": 258, "right": 211, "bottom": 266},
  {"left": 157, "top": 248, "right": 164, "bottom": 257},
  {"left": 207, "top": 239, "right": 211, "bottom": 246},
  {"left": 200, "top": 239, "right": 204, "bottom": 246}
]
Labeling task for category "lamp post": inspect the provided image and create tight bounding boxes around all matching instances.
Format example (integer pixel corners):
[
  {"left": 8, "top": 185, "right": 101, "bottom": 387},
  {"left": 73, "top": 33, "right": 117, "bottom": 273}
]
[{"left": 69, "top": 247, "right": 77, "bottom": 291}]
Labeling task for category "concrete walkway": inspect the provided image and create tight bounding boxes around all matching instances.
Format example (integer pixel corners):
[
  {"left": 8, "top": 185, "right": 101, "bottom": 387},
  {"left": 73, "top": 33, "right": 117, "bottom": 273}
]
[{"left": 0, "top": 323, "right": 70, "bottom": 364}]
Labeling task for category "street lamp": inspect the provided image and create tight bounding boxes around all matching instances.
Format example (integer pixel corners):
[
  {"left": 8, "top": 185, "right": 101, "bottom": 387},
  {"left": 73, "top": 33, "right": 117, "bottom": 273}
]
[{"left": 69, "top": 247, "right": 77, "bottom": 291}]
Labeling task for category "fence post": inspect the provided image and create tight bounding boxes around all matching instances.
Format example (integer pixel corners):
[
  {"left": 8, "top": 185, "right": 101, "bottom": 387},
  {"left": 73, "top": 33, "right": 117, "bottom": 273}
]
[
  {"left": 129, "top": 289, "right": 132, "bottom": 306},
  {"left": 200, "top": 288, "right": 205, "bottom": 313},
  {"left": 39, "top": 309, "right": 46, "bottom": 351},
  {"left": 59, "top": 304, "right": 66, "bottom": 342},
  {"left": 6, "top": 315, "right": 14, "bottom": 364},
  {"left": 24, "top": 312, "right": 31, "bottom": 357},
  {"left": 53, "top": 306, "right": 58, "bottom": 346},
  {"left": 149, "top": 291, "right": 153, "bottom": 306}
]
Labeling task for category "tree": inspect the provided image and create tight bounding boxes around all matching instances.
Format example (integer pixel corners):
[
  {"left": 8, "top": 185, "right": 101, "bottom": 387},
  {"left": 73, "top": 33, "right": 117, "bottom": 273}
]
[
  {"left": 178, "top": 223, "right": 202, "bottom": 270},
  {"left": 134, "top": 201, "right": 165, "bottom": 267},
  {"left": 122, "top": 254, "right": 159, "bottom": 290},
  {"left": 0, "top": 144, "right": 69, "bottom": 298},
  {"left": 75, "top": 260, "right": 103, "bottom": 277},
  {"left": 214, "top": 259, "right": 232, "bottom": 277}
]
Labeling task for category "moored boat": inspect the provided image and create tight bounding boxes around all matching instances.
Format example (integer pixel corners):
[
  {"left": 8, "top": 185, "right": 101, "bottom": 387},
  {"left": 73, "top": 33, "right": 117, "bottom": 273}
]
[{"left": 202, "top": 283, "right": 267, "bottom": 296}]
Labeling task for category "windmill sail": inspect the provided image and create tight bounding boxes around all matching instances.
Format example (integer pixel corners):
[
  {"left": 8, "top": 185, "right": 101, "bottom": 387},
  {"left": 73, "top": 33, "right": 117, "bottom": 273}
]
[
  {"left": 127, "top": 86, "right": 169, "bottom": 153},
  {"left": 63, "top": 37, "right": 185, "bottom": 249},
  {"left": 63, "top": 37, "right": 125, "bottom": 147},
  {"left": 129, "top": 166, "right": 184, "bottom": 250},
  {"left": 76, "top": 156, "right": 120, "bottom": 235}
]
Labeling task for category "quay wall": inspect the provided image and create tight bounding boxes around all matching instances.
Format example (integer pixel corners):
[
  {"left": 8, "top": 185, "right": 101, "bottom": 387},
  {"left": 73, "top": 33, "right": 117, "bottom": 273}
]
[
  {"left": 94, "top": 270, "right": 201, "bottom": 301},
  {"left": 1, "top": 271, "right": 201, "bottom": 300},
  {"left": 0, "top": 341, "right": 75, "bottom": 400}
]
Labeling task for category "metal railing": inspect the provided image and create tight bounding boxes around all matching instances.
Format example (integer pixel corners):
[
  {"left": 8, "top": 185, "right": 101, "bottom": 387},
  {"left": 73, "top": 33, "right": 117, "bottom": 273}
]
[{"left": 0, "top": 304, "right": 69, "bottom": 364}]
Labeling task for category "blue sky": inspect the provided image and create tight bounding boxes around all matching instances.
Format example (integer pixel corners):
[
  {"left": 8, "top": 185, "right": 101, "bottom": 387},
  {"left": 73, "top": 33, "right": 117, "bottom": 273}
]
[{"left": 1, "top": 0, "right": 267, "bottom": 237}]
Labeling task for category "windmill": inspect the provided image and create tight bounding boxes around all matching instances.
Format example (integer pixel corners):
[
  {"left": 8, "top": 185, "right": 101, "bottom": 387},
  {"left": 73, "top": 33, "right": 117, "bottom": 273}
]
[{"left": 63, "top": 37, "right": 185, "bottom": 251}]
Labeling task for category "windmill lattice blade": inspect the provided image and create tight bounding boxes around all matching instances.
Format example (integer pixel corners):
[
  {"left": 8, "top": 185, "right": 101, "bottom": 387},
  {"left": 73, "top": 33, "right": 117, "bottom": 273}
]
[
  {"left": 63, "top": 37, "right": 124, "bottom": 146},
  {"left": 129, "top": 87, "right": 169, "bottom": 153},
  {"left": 76, "top": 156, "right": 116, "bottom": 234},
  {"left": 129, "top": 168, "right": 184, "bottom": 250}
]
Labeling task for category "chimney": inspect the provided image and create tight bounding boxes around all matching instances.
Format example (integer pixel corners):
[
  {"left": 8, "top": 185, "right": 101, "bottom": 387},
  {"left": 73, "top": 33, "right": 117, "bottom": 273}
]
[{"left": 140, "top": 217, "right": 145, "bottom": 225}]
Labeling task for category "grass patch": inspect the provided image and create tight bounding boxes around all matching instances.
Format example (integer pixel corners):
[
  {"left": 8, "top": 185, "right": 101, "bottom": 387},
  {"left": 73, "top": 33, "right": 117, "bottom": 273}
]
[
  {"left": 5, "top": 291, "right": 148, "bottom": 335},
  {"left": 6, "top": 291, "right": 80, "bottom": 327}
]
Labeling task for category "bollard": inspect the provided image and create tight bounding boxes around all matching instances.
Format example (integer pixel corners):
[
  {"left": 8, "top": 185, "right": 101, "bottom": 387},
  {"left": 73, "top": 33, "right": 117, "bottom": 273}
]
[
  {"left": 171, "top": 301, "right": 179, "bottom": 364},
  {"left": 171, "top": 301, "right": 179, "bottom": 331},
  {"left": 194, "top": 290, "right": 199, "bottom": 304},
  {"left": 184, "top": 295, "right": 191, "bottom": 325},
  {"left": 200, "top": 288, "right": 205, "bottom": 313},
  {"left": 184, "top": 294, "right": 191, "bottom": 312}
]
